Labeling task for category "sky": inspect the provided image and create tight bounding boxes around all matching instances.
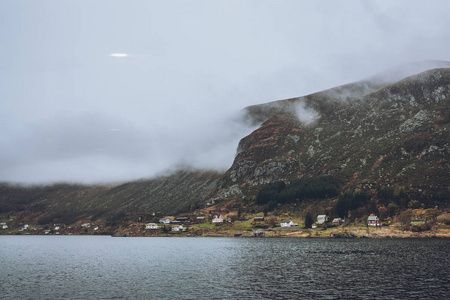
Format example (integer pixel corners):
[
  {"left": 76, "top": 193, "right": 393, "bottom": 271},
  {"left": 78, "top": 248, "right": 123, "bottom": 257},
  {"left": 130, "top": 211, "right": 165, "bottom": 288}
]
[{"left": 1, "top": 0, "right": 450, "bottom": 184}]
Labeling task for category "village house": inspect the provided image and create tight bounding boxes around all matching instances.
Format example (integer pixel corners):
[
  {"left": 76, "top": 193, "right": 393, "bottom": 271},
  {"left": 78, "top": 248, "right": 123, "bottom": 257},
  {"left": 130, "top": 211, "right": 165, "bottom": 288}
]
[
  {"left": 81, "top": 223, "right": 90, "bottom": 228},
  {"left": 280, "top": 220, "right": 297, "bottom": 227},
  {"left": 253, "top": 230, "right": 265, "bottom": 237},
  {"left": 253, "top": 216, "right": 265, "bottom": 222},
  {"left": 367, "top": 215, "right": 381, "bottom": 226},
  {"left": 175, "top": 217, "right": 190, "bottom": 223},
  {"left": 145, "top": 223, "right": 159, "bottom": 230},
  {"left": 317, "top": 215, "right": 328, "bottom": 224},
  {"left": 212, "top": 215, "right": 224, "bottom": 223},
  {"left": 196, "top": 216, "right": 206, "bottom": 223},
  {"left": 332, "top": 218, "right": 343, "bottom": 226},
  {"left": 171, "top": 225, "right": 184, "bottom": 232},
  {"left": 410, "top": 219, "right": 427, "bottom": 226},
  {"left": 159, "top": 218, "right": 171, "bottom": 224},
  {"left": 2, "top": 224, "right": 8, "bottom": 229}
]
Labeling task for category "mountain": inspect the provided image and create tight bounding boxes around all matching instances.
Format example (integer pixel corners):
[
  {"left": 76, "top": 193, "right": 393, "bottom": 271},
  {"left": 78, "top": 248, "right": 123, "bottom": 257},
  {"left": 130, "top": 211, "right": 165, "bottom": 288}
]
[
  {"left": 217, "top": 68, "right": 449, "bottom": 206},
  {"left": 0, "top": 65, "right": 449, "bottom": 232}
]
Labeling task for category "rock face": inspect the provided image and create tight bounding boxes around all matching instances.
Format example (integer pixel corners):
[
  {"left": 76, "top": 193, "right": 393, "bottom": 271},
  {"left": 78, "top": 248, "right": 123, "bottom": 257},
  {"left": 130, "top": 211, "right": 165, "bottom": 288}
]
[{"left": 218, "top": 68, "right": 450, "bottom": 201}]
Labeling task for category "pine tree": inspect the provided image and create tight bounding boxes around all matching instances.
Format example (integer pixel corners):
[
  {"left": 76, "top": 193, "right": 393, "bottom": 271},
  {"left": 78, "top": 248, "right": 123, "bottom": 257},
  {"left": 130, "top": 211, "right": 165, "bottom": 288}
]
[{"left": 304, "top": 212, "right": 313, "bottom": 228}]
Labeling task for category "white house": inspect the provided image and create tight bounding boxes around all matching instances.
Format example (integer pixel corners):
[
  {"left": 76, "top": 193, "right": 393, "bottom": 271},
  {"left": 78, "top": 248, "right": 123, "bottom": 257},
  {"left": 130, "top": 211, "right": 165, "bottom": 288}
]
[
  {"left": 145, "top": 223, "right": 159, "bottom": 229},
  {"left": 280, "top": 220, "right": 297, "bottom": 227},
  {"left": 2, "top": 224, "right": 8, "bottom": 229},
  {"left": 317, "top": 215, "right": 328, "bottom": 224},
  {"left": 81, "top": 223, "right": 90, "bottom": 228},
  {"left": 159, "top": 218, "right": 171, "bottom": 224},
  {"left": 54, "top": 226, "right": 60, "bottom": 230},
  {"left": 367, "top": 215, "right": 381, "bottom": 226},
  {"left": 212, "top": 215, "right": 224, "bottom": 223},
  {"left": 332, "top": 218, "right": 343, "bottom": 226},
  {"left": 171, "top": 225, "right": 184, "bottom": 232}
]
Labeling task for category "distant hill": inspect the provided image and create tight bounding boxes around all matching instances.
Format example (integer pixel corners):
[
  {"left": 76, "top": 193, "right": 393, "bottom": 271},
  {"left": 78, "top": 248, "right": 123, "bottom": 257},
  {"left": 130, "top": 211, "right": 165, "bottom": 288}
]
[{"left": 0, "top": 169, "right": 221, "bottom": 226}]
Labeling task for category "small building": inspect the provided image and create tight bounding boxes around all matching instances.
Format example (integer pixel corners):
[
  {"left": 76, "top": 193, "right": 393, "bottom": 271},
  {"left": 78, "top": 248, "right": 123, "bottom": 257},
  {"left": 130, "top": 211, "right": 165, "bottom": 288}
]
[
  {"left": 81, "top": 223, "right": 90, "bottom": 228},
  {"left": 410, "top": 219, "right": 426, "bottom": 226},
  {"left": 317, "top": 215, "right": 328, "bottom": 224},
  {"left": 253, "top": 216, "right": 265, "bottom": 222},
  {"left": 171, "top": 225, "right": 184, "bottom": 232},
  {"left": 196, "top": 216, "right": 206, "bottom": 223},
  {"left": 54, "top": 226, "right": 60, "bottom": 231},
  {"left": 367, "top": 215, "right": 381, "bottom": 226},
  {"left": 212, "top": 215, "right": 224, "bottom": 223},
  {"left": 159, "top": 218, "right": 171, "bottom": 224},
  {"left": 175, "top": 217, "right": 190, "bottom": 223},
  {"left": 2, "top": 224, "right": 8, "bottom": 229},
  {"left": 332, "top": 218, "right": 343, "bottom": 226},
  {"left": 253, "top": 230, "right": 265, "bottom": 237},
  {"left": 93, "top": 227, "right": 99, "bottom": 231},
  {"left": 145, "top": 223, "right": 159, "bottom": 230},
  {"left": 280, "top": 220, "right": 297, "bottom": 227},
  {"left": 23, "top": 224, "right": 29, "bottom": 229}
]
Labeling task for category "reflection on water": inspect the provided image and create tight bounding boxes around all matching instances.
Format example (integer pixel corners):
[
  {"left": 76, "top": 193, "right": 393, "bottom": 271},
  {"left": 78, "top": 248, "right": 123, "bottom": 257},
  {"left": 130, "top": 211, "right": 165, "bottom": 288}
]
[{"left": 0, "top": 236, "right": 449, "bottom": 299}]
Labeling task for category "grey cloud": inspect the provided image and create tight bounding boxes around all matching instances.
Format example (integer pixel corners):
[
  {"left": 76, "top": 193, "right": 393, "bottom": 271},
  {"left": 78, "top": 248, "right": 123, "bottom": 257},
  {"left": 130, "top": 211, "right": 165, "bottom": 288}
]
[{"left": 1, "top": 0, "right": 450, "bottom": 183}]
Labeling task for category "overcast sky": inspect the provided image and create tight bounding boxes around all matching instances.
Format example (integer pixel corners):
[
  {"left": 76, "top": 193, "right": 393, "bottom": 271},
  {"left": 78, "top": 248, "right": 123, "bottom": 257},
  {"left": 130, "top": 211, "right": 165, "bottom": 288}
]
[{"left": 1, "top": 0, "right": 450, "bottom": 184}]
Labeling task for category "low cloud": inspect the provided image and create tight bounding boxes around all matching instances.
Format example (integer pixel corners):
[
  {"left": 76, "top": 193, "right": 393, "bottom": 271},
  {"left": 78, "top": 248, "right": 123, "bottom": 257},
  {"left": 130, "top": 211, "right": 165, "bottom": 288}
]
[
  {"left": 1, "top": 1, "right": 450, "bottom": 184},
  {"left": 293, "top": 101, "right": 319, "bottom": 124},
  {"left": 0, "top": 110, "right": 255, "bottom": 184}
]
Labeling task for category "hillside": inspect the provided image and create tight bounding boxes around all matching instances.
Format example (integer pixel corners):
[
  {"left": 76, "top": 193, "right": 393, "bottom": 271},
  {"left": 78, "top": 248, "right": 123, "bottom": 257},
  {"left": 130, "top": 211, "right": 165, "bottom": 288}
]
[
  {"left": 0, "top": 169, "right": 221, "bottom": 230},
  {"left": 1, "top": 66, "right": 449, "bottom": 236},
  {"left": 218, "top": 68, "right": 449, "bottom": 207}
]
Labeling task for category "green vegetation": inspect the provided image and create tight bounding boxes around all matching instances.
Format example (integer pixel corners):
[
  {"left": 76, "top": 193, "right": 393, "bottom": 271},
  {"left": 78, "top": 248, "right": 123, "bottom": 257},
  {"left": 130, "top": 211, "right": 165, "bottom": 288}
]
[
  {"left": 256, "top": 176, "right": 338, "bottom": 207},
  {"left": 336, "top": 190, "right": 369, "bottom": 218},
  {"left": 304, "top": 212, "right": 313, "bottom": 228}
]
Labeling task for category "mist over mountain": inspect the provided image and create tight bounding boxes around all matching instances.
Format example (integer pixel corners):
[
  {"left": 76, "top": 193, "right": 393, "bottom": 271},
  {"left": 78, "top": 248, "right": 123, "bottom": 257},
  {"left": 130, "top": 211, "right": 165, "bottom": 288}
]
[
  {"left": 218, "top": 66, "right": 449, "bottom": 204},
  {"left": 1, "top": 65, "right": 449, "bottom": 231}
]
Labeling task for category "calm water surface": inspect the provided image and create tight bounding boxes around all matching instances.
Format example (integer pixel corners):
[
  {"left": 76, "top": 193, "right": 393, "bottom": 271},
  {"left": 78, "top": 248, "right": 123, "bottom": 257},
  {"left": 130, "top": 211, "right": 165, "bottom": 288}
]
[{"left": 0, "top": 236, "right": 449, "bottom": 299}]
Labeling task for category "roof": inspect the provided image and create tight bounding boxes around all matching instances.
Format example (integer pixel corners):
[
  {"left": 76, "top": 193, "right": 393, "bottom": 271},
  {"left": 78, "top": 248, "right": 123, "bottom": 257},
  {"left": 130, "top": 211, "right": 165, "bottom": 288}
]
[
  {"left": 368, "top": 216, "right": 378, "bottom": 220},
  {"left": 317, "top": 215, "right": 327, "bottom": 218}
]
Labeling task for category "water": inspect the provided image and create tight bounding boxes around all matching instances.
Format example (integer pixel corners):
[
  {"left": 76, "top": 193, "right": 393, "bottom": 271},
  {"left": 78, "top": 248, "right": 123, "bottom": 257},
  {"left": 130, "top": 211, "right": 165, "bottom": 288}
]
[{"left": 0, "top": 236, "right": 449, "bottom": 299}]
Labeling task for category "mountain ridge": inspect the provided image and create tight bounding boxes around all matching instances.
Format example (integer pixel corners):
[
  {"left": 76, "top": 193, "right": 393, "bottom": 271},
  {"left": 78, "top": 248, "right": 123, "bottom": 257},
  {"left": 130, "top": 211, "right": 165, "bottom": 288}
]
[{"left": 1, "top": 65, "right": 449, "bottom": 234}]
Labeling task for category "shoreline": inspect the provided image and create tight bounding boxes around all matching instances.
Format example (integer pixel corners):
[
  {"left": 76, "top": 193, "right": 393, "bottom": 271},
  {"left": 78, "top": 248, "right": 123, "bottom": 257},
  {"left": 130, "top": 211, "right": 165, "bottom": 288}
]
[{"left": 3, "top": 227, "right": 449, "bottom": 239}]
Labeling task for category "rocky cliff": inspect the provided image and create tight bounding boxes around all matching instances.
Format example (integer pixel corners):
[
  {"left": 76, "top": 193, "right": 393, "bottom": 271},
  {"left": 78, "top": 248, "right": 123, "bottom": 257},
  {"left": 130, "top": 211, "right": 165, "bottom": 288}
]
[{"left": 218, "top": 68, "right": 450, "bottom": 204}]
